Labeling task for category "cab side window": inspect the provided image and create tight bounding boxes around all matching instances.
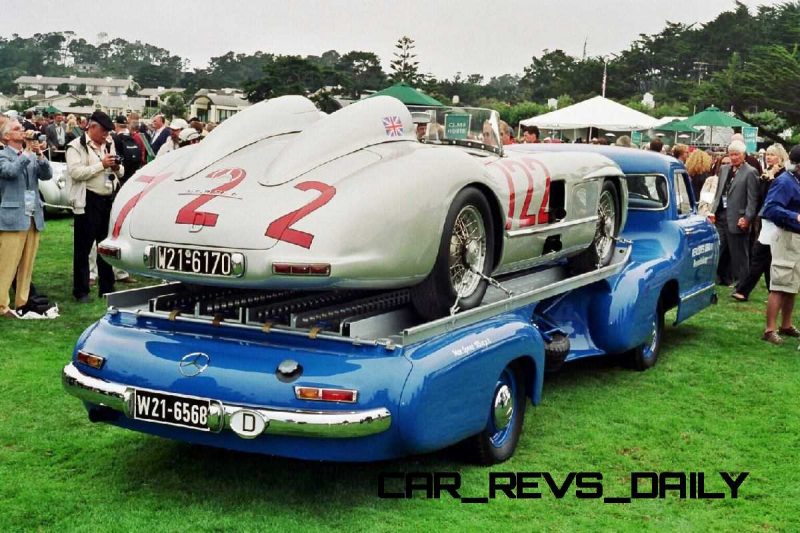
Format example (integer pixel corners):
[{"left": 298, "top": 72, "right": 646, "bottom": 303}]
[
  {"left": 626, "top": 174, "right": 669, "bottom": 210},
  {"left": 674, "top": 171, "right": 692, "bottom": 216}
]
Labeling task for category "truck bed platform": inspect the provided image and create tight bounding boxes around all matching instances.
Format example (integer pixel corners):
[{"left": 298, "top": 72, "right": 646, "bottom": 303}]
[{"left": 106, "top": 244, "right": 631, "bottom": 348}]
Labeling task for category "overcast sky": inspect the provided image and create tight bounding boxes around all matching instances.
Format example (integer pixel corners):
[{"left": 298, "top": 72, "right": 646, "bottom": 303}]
[{"left": 9, "top": 0, "right": 783, "bottom": 78}]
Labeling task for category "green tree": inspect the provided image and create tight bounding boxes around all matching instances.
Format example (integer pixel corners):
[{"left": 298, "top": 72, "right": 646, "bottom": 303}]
[
  {"left": 160, "top": 93, "right": 187, "bottom": 119},
  {"left": 57, "top": 82, "right": 69, "bottom": 94},
  {"left": 244, "top": 56, "right": 326, "bottom": 102},
  {"left": 336, "top": 51, "right": 386, "bottom": 98},
  {"left": 389, "top": 36, "right": 421, "bottom": 84}
]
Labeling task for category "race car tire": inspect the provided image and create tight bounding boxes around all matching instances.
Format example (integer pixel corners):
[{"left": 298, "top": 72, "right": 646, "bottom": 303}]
[
  {"left": 568, "top": 179, "right": 620, "bottom": 273},
  {"left": 464, "top": 363, "right": 526, "bottom": 465},
  {"left": 411, "top": 187, "right": 495, "bottom": 320}
]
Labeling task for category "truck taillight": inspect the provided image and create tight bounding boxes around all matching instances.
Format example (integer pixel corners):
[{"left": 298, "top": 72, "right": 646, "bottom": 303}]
[
  {"left": 76, "top": 350, "right": 105, "bottom": 369},
  {"left": 272, "top": 263, "right": 331, "bottom": 276},
  {"left": 295, "top": 386, "right": 357, "bottom": 403}
]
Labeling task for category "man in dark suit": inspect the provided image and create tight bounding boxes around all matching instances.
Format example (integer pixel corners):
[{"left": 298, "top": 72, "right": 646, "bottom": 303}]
[
  {"left": 149, "top": 114, "right": 171, "bottom": 155},
  {"left": 44, "top": 113, "right": 67, "bottom": 161},
  {"left": 710, "top": 140, "right": 760, "bottom": 285}
]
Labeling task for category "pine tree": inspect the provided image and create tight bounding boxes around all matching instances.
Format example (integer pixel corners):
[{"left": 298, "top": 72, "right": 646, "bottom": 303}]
[{"left": 389, "top": 36, "right": 420, "bottom": 85}]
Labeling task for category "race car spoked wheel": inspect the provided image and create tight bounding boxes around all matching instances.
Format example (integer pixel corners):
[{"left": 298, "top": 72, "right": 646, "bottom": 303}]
[
  {"left": 449, "top": 205, "right": 487, "bottom": 301},
  {"left": 628, "top": 302, "right": 664, "bottom": 371},
  {"left": 568, "top": 180, "right": 620, "bottom": 273},
  {"left": 466, "top": 364, "right": 526, "bottom": 464},
  {"left": 411, "top": 187, "right": 494, "bottom": 320}
]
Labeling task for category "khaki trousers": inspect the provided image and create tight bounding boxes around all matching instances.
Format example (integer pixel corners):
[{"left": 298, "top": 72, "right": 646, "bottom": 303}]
[{"left": 0, "top": 224, "right": 41, "bottom": 313}]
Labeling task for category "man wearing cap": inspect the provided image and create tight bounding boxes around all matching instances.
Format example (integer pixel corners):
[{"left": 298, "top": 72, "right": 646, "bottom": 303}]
[
  {"left": 760, "top": 145, "right": 800, "bottom": 345},
  {"left": 66, "top": 110, "right": 124, "bottom": 302},
  {"left": 156, "top": 118, "right": 188, "bottom": 158},
  {"left": 708, "top": 140, "right": 760, "bottom": 286}
]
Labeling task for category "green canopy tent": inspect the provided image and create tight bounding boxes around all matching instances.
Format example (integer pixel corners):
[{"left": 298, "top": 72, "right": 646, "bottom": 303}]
[
  {"left": 654, "top": 119, "right": 698, "bottom": 144},
  {"left": 44, "top": 105, "right": 61, "bottom": 114},
  {"left": 368, "top": 82, "right": 444, "bottom": 107},
  {"left": 681, "top": 106, "right": 750, "bottom": 145}
]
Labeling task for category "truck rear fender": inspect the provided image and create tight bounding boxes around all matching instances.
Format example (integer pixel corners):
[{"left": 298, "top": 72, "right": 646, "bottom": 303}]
[{"left": 397, "top": 310, "right": 544, "bottom": 455}]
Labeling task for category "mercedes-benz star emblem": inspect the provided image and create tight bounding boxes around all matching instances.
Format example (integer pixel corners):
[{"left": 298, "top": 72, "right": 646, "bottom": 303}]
[{"left": 179, "top": 352, "right": 210, "bottom": 377}]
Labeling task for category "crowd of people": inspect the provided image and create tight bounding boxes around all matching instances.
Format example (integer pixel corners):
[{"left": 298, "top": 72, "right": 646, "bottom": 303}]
[
  {"left": 0, "top": 108, "right": 210, "bottom": 318},
  {"left": 664, "top": 135, "right": 799, "bottom": 346}
]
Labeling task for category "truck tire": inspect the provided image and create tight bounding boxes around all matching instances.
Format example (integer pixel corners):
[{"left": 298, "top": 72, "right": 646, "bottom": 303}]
[
  {"left": 411, "top": 187, "right": 495, "bottom": 320},
  {"left": 568, "top": 179, "right": 620, "bottom": 273},
  {"left": 544, "top": 333, "right": 570, "bottom": 372},
  {"left": 465, "top": 364, "right": 526, "bottom": 465},
  {"left": 627, "top": 303, "right": 664, "bottom": 371}
]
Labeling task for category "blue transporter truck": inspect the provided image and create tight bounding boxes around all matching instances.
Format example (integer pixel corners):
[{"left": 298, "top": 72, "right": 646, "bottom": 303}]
[{"left": 63, "top": 147, "right": 718, "bottom": 464}]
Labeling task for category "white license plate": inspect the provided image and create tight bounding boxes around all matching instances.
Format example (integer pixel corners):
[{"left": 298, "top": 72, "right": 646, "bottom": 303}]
[
  {"left": 132, "top": 389, "right": 211, "bottom": 431},
  {"left": 156, "top": 246, "right": 233, "bottom": 276}
]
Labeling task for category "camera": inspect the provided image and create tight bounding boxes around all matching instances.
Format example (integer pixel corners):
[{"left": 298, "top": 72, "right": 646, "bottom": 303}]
[{"left": 112, "top": 155, "right": 123, "bottom": 165}]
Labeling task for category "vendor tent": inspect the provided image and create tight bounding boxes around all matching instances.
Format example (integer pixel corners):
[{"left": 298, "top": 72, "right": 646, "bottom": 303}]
[
  {"left": 681, "top": 106, "right": 750, "bottom": 146},
  {"left": 368, "top": 82, "right": 444, "bottom": 107},
  {"left": 519, "top": 95, "right": 659, "bottom": 131},
  {"left": 654, "top": 119, "right": 698, "bottom": 143}
]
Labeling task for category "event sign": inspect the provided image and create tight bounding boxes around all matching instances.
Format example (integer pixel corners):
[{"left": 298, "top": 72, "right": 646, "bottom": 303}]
[
  {"left": 742, "top": 127, "right": 758, "bottom": 153},
  {"left": 445, "top": 114, "right": 471, "bottom": 140}
]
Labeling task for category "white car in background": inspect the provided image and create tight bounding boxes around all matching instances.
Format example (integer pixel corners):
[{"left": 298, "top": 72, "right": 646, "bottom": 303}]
[{"left": 39, "top": 161, "right": 72, "bottom": 215}]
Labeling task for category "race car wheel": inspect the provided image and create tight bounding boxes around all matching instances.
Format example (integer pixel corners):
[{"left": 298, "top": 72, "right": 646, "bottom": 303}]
[
  {"left": 628, "top": 302, "right": 664, "bottom": 371},
  {"left": 568, "top": 179, "right": 620, "bottom": 273},
  {"left": 411, "top": 187, "right": 495, "bottom": 320},
  {"left": 466, "top": 364, "right": 526, "bottom": 465}
]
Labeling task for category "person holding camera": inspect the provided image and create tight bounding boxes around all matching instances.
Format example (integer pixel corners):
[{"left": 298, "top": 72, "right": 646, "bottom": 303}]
[
  {"left": 0, "top": 118, "right": 52, "bottom": 319},
  {"left": 66, "top": 110, "right": 124, "bottom": 302}
]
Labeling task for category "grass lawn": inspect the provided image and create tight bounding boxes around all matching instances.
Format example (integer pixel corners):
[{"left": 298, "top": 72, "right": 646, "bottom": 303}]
[{"left": 1, "top": 217, "right": 798, "bottom": 531}]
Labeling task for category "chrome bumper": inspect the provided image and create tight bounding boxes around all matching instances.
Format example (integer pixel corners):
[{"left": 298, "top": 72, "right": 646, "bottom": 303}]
[{"left": 62, "top": 363, "right": 391, "bottom": 439}]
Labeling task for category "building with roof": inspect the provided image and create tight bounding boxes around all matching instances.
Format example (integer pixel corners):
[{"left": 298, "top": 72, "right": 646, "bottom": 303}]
[
  {"left": 15, "top": 75, "right": 139, "bottom": 97},
  {"left": 189, "top": 89, "right": 251, "bottom": 123}
]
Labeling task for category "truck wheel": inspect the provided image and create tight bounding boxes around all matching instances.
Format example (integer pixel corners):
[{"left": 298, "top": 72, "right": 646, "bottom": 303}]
[
  {"left": 628, "top": 303, "right": 664, "bottom": 371},
  {"left": 466, "top": 364, "right": 526, "bottom": 465},
  {"left": 544, "top": 333, "right": 570, "bottom": 372},
  {"left": 568, "top": 179, "right": 620, "bottom": 273},
  {"left": 411, "top": 187, "right": 495, "bottom": 320}
]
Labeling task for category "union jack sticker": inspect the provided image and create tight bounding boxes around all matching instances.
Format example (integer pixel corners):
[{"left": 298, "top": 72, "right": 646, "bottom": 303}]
[{"left": 382, "top": 116, "right": 404, "bottom": 137}]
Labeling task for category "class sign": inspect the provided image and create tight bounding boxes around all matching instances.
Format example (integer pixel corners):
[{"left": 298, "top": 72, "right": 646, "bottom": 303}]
[
  {"left": 445, "top": 114, "right": 471, "bottom": 140},
  {"left": 742, "top": 126, "right": 758, "bottom": 154}
]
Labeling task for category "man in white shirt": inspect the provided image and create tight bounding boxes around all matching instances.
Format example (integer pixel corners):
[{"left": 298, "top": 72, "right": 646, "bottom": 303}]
[{"left": 65, "top": 110, "right": 124, "bottom": 302}]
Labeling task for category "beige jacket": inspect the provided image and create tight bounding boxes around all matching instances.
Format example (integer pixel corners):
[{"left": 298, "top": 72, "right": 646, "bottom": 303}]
[
  {"left": 697, "top": 175, "right": 719, "bottom": 217},
  {"left": 65, "top": 134, "right": 124, "bottom": 214}
]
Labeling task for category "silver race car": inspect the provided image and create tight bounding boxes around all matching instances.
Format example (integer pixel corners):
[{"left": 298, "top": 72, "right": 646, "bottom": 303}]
[{"left": 100, "top": 95, "right": 627, "bottom": 318}]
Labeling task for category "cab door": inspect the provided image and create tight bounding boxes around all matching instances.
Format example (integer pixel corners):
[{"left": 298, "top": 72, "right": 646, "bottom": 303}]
[{"left": 672, "top": 166, "right": 719, "bottom": 323}]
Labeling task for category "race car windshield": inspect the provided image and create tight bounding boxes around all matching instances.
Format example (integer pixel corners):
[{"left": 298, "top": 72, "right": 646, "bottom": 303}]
[{"left": 412, "top": 106, "right": 502, "bottom": 155}]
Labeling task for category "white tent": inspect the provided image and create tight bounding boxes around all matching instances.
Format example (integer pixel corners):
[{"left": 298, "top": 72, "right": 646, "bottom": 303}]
[{"left": 520, "top": 95, "right": 659, "bottom": 131}]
